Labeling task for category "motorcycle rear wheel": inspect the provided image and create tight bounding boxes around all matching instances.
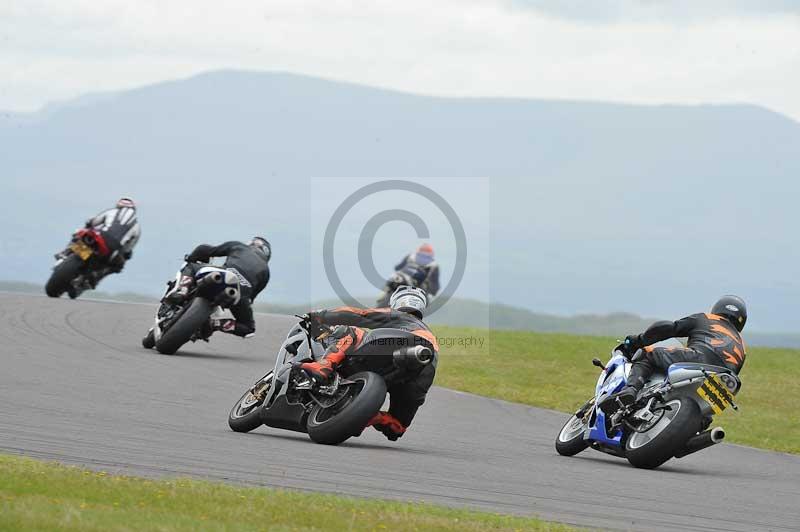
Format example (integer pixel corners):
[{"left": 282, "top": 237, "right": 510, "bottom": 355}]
[
  {"left": 625, "top": 397, "right": 702, "bottom": 469},
  {"left": 155, "top": 298, "right": 213, "bottom": 355},
  {"left": 45, "top": 255, "right": 84, "bottom": 298},
  {"left": 306, "top": 371, "right": 387, "bottom": 445}
]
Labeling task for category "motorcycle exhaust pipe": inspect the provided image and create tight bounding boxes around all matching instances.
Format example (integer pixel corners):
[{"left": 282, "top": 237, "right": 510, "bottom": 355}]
[
  {"left": 393, "top": 345, "right": 433, "bottom": 369},
  {"left": 674, "top": 427, "right": 725, "bottom": 458},
  {"left": 198, "top": 272, "right": 224, "bottom": 286}
]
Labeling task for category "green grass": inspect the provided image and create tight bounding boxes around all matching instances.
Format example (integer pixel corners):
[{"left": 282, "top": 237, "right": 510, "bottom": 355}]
[
  {"left": 433, "top": 327, "right": 799, "bottom": 454},
  {"left": 0, "top": 454, "right": 572, "bottom": 532}
]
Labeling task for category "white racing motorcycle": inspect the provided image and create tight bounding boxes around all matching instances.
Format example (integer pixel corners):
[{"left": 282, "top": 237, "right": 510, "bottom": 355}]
[{"left": 142, "top": 262, "right": 241, "bottom": 355}]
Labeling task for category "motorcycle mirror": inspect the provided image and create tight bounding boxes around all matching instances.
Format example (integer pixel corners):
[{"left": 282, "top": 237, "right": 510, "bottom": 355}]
[{"left": 591, "top": 358, "right": 606, "bottom": 370}]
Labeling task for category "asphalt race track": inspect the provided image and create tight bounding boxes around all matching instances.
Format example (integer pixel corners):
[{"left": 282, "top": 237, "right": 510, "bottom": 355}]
[{"left": 1, "top": 293, "right": 798, "bottom": 531}]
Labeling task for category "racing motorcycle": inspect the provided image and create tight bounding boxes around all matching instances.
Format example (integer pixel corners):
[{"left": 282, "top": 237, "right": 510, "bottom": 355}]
[
  {"left": 376, "top": 271, "right": 415, "bottom": 307},
  {"left": 142, "top": 262, "right": 242, "bottom": 355},
  {"left": 228, "top": 318, "right": 434, "bottom": 445},
  {"left": 555, "top": 339, "right": 741, "bottom": 469},
  {"left": 46, "top": 228, "right": 113, "bottom": 299}
]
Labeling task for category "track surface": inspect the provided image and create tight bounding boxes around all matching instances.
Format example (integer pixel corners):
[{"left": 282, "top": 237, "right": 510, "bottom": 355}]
[{"left": 1, "top": 293, "right": 798, "bottom": 531}]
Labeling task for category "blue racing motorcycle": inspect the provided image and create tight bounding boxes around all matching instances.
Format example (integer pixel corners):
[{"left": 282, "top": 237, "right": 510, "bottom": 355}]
[{"left": 555, "top": 339, "right": 741, "bottom": 469}]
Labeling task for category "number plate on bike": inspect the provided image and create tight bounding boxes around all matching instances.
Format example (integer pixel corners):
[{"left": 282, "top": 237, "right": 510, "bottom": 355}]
[
  {"left": 69, "top": 241, "right": 92, "bottom": 260},
  {"left": 697, "top": 374, "right": 735, "bottom": 414}
]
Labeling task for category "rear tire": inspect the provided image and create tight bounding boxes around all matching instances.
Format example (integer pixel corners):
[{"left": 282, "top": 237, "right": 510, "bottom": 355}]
[
  {"left": 228, "top": 373, "right": 273, "bottom": 433},
  {"left": 306, "top": 371, "right": 387, "bottom": 445},
  {"left": 555, "top": 413, "right": 591, "bottom": 456},
  {"left": 155, "top": 298, "right": 213, "bottom": 355},
  {"left": 45, "top": 255, "right": 84, "bottom": 298},
  {"left": 625, "top": 397, "right": 702, "bottom": 469}
]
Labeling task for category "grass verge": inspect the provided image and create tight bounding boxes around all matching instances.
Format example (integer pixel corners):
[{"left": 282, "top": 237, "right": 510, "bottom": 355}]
[
  {"left": 434, "top": 327, "right": 799, "bottom": 454},
  {"left": 0, "top": 454, "right": 572, "bottom": 532}
]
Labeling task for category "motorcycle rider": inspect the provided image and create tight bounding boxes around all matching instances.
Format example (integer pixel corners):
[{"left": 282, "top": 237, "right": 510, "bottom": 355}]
[
  {"left": 300, "top": 286, "right": 438, "bottom": 441},
  {"left": 393, "top": 243, "right": 440, "bottom": 296},
  {"left": 166, "top": 237, "right": 271, "bottom": 338},
  {"left": 600, "top": 295, "right": 748, "bottom": 413},
  {"left": 57, "top": 197, "right": 141, "bottom": 295}
]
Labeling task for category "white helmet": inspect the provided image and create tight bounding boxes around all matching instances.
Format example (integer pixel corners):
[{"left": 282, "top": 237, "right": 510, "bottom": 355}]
[{"left": 389, "top": 285, "right": 428, "bottom": 319}]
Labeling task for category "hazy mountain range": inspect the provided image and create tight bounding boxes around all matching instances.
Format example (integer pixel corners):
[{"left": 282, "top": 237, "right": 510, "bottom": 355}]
[{"left": 2, "top": 70, "right": 798, "bottom": 333}]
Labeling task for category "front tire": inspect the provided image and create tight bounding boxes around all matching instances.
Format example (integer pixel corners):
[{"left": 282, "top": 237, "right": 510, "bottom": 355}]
[
  {"left": 228, "top": 373, "right": 273, "bottom": 433},
  {"left": 155, "top": 298, "right": 213, "bottom": 355},
  {"left": 141, "top": 329, "right": 155, "bottom": 349},
  {"left": 45, "top": 255, "right": 84, "bottom": 298},
  {"left": 555, "top": 413, "right": 590, "bottom": 456},
  {"left": 625, "top": 397, "right": 702, "bottom": 469},
  {"left": 306, "top": 371, "right": 387, "bottom": 445}
]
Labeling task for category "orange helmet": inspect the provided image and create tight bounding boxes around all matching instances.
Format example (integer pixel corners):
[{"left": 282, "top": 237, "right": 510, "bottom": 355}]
[{"left": 417, "top": 243, "right": 434, "bottom": 256}]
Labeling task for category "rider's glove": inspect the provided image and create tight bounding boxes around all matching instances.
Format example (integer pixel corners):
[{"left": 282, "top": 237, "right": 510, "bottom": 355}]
[{"left": 616, "top": 334, "right": 643, "bottom": 360}]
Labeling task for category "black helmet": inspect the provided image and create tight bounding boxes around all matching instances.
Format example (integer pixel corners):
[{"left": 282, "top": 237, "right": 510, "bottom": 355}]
[
  {"left": 248, "top": 236, "right": 271, "bottom": 262},
  {"left": 711, "top": 295, "right": 747, "bottom": 332}
]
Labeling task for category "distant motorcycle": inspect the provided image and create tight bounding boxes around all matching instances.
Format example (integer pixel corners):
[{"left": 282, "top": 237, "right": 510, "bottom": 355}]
[
  {"left": 142, "top": 261, "right": 241, "bottom": 355},
  {"left": 555, "top": 339, "right": 741, "bottom": 469},
  {"left": 376, "top": 271, "right": 419, "bottom": 307},
  {"left": 228, "top": 318, "right": 433, "bottom": 445},
  {"left": 46, "top": 228, "right": 112, "bottom": 299}
]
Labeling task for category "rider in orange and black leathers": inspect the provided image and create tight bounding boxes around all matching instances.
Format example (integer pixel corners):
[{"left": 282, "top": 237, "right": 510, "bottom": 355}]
[
  {"left": 301, "top": 287, "right": 437, "bottom": 441},
  {"left": 601, "top": 295, "right": 747, "bottom": 412}
]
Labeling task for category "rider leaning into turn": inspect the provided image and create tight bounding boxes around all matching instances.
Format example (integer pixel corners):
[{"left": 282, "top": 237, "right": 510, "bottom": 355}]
[
  {"left": 600, "top": 295, "right": 748, "bottom": 413},
  {"left": 168, "top": 237, "right": 271, "bottom": 338},
  {"left": 300, "top": 286, "right": 438, "bottom": 441},
  {"left": 58, "top": 197, "right": 141, "bottom": 291},
  {"left": 394, "top": 243, "right": 440, "bottom": 296}
]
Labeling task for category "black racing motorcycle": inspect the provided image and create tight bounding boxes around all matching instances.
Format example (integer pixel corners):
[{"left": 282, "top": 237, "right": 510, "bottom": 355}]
[
  {"left": 376, "top": 271, "right": 417, "bottom": 307},
  {"left": 228, "top": 318, "right": 434, "bottom": 445},
  {"left": 142, "top": 263, "right": 242, "bottom": 355}
]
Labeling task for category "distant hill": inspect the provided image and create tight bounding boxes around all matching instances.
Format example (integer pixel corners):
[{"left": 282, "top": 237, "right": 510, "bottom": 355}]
[
  {"left": 2, "top": 70, "right": 798, "bottom": 331},
  {"left": 3, "top": 281, "right": 795, "bottom": 348}
]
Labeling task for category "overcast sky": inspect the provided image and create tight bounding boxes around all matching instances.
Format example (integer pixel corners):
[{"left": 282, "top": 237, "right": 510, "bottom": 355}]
[{"left": 1, "top": 1, "right": 799, "bottom": 120}]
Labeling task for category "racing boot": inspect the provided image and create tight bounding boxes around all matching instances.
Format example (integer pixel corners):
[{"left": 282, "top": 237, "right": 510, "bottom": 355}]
[
  {"left": 599, "top": 362, "right": 646, "bottom": 414},
  {"left": 165, "top": 275, "right": 193, "bottom": 305},
  {"left": 299, "top": 357, "right": 337, "bottom": 384},
  {"left": 368, "top": 411, "right": 407, "bottom": 441},
  {"left": 599, "top": 386, "right": 638, "bottom": 414}
]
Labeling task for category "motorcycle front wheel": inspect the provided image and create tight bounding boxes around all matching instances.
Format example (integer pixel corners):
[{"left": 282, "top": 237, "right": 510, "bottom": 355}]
[
  {"left": 228, "top": 372, "right": 274, "bottom": 433},
  {"left": 555, "top": 412, "right": 591, "bottom": 456},
  {"left": 306, "top": 371, "right": 387, "bottom": 445}
]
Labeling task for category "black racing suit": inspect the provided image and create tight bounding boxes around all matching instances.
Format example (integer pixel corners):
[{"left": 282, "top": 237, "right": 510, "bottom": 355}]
[
  {"left": 309, "top": 306, "right": 439, "bottom": 428},
  {"left": 183, "top": 241, "right": 270, "bottom": 337},
  {"left": 395, "top": 252, "right": 440, "bottom": 296},
  {"left": 627, "top": 312, "right": 747, "bottom": 390}
]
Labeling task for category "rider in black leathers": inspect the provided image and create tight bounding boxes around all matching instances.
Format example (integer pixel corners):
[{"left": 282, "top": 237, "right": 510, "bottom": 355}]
[
  {"left": 600, "top": 295, "right": 748, "bottom": 413},
  {"left": 168, "top": 237, "right": 271, "bottom": 338}
]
